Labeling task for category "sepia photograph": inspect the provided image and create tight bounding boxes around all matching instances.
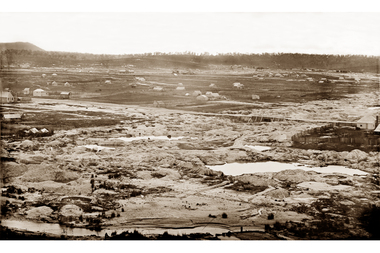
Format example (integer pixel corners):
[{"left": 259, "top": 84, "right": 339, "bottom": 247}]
[{"left": 1, "top": 1, "right": 380, "bottom": 245}]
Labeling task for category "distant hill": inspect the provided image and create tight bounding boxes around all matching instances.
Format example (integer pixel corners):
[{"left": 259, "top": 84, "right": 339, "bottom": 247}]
[{"left": 0, "top": 42, "right": 44, "bottom": 52}]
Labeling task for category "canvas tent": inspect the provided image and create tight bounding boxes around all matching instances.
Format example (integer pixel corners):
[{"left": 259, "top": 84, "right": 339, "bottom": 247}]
[
  {"left": 33, "top": 89, "right": 48, "bottom": 97},
  {"left": 196, "top": 95, "right": 209, "bottom": 101},
  {"left": 192, "top": 90, "right": 202, "bottom": 96},
  {"left": 153, "top": 86, "right": 163, "bottom": 91}
]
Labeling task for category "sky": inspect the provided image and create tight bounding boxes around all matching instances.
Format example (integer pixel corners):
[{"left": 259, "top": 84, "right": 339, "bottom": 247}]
[{"left": 1, "top": 1, "right": 380, "bottom": 56}]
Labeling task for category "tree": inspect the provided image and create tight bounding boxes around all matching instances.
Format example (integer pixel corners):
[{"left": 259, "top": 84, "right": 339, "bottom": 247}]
[{"left": 4, "top": 50, "right": 14, "bottom": 69}]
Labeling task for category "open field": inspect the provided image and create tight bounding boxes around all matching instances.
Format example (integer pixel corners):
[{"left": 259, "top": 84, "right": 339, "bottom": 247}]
[{"left": 1, "top": 66, "right": 380, "bottom": 240}]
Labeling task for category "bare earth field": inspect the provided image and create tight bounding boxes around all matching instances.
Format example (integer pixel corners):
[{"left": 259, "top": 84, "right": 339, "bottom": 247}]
[{"left": 1, "top": 67, "right": 380, "bottom": 240}]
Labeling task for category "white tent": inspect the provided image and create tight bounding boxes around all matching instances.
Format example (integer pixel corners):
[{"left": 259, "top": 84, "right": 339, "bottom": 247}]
[
  {"left": 176, "top": 86, "right": 185, "bottom": 90},
  {"left": 233, "top": 83, "right": 244, "bottom": 89},
  {"left": 251, "top": 94, "right": 260, "bottom": 100},
  {"left": 52, "top": 81, "right": 58, "bottom": 86},
  {"left": 52, "top": 73, "right": 57, "bottom": 77},
  {"left": 196, "top": 95, "right": 209, "bottom": 101},
  {"left": 23, "top": 88, "right": 30, "bottom": 95},
  {"left": 153, "top": 86, "right": 163, "bottom": 91},
  {"left": 33, "top": 89, "right": 48, "bottom": 97},
  {"left": 192, "top": 90, "right": 202, "bottom": 96},
  {"left": 41, "top": 74, "right": 47, "bottom": 78},
  {"left": 105, "top": 80, "right": 112, "bottom": 84},
  {"left": 64, "top": 82, "right": 70, "bottom": 87}
]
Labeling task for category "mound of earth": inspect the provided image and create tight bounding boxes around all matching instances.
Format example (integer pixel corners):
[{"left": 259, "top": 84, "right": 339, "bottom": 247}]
[
  {"left": 19, "top": 154, "right": 46, "bottom": 164},
  {"left": 265, "top": 188, "right": 290, "bottom": 198},
  {"left": 26, "top": 206, "right": 54, "bottom": 220},
  {"left": 19, "top": 140, "right": 38, "bottom": 150},
  {"left": 235, "top": 174, "right": 276, "bottom": 187},
  {"left": 1, "top": 162, "right": 28, "bottom": 183},
  {"left": 273, "top": 169, "right": 312, "bottom": 183},
  {"left": 20, "top": 164, "right": 79, "bottom": 183},
  {"left": 59, "top": 204, "right": 83, "bottom": 217}
]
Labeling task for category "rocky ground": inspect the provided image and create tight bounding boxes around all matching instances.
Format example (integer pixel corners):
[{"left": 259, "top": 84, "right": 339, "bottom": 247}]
[{"left": 1, "top": 91, "right": 380, "bottom": 240}]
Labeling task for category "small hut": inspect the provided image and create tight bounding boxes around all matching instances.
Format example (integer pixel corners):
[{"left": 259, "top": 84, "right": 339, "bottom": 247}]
[
  {"left": 60, "top": 92, "right": 71, "bottom": 99},
  {"left": 1, "top": 91, "right": 14, "bottom": 103},
  {"left": 357, "top": 115, "right": 377, "bottom": 130}
]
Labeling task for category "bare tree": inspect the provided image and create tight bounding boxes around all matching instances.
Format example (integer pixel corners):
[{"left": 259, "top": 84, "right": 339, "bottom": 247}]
[{"left": 4, "top": 50, "right": 14, "bottom": 69}]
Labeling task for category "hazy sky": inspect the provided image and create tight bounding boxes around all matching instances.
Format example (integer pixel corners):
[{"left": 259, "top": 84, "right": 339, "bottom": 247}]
[{"left": 1, "top": 10, "right": 380, "bottom": 56}]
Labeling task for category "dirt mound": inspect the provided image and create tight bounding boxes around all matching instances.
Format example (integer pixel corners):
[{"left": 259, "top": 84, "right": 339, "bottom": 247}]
[
  {"left": 342, "top": 149, "right": 368, "bottom": 163},
  {"left": 156, "top": 168, "right": 181, "bottom": 180},
  {"left": 1, "top": 162, "right": 28, "bottom": 183},
  {"left": 198, "top": 154, "right": 225, "bottom": 165},
  {"left": 54, "top": 171, "right": 80, "bottom": 183},
  {"left": 265, "top": 188, "right": 290, "bottom": 198},
  {"left": 26, "top": 206, "right": 54, "bottom": 220},
  {"left": 59, "top": 204, "right": 83, "bottom": 217},
  {"left": 19, "top": 154, "right": 46, "bottom": 164},
  {"left": 235, "top": 174, "right": 276, "bottom": 187},
  {"left": 19, "top": 140, "right": 39, "bottom": 150},
  {"left": 20, "top": 164, "right": 79, "bottom": 183},
  {"left": 273, "top": 169, "right": 312, "bottom": 183},
  {"left": 45, "top": 140, "right": 64, "bottom": 148}
]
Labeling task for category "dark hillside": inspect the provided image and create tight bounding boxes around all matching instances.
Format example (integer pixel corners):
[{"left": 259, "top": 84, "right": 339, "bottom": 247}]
[{"left": 0, "top": 42, "right": 44, "bottom": 52}]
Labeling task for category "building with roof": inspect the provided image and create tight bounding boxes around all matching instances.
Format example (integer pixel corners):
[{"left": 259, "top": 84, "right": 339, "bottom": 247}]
[
  {"left": 1, "top": 91, "right": 14, "bottom": 103},
  {"left": 357, "top": 115, "right": 377, "bottom": 130},
  {"left": 60, "top": 92, "right": 71, "bottom": 99}
]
